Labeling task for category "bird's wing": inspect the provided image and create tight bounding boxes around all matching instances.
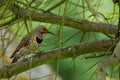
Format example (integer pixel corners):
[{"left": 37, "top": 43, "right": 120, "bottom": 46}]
[{"left": 10, "top": 33, "right": 32, "bottom": 58}]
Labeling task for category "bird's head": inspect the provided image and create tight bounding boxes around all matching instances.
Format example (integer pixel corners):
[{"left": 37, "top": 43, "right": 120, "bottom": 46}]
[{"left": 33, "top": 25, "right": 55, "bottom": 38}]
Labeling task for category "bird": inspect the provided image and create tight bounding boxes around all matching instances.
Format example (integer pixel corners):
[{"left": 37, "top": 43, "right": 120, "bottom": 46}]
[{"left": 10, "top": 25, "right": 54, "bottom": 63}]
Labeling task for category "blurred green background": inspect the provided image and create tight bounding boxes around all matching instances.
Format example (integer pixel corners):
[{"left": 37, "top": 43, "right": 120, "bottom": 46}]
[{"left": 6, "top": 0, "right": 118, "bottom": 80}]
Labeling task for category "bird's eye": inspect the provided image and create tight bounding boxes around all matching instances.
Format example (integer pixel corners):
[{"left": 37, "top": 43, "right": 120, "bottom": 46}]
[{"left": 43, "top": 28, "right": 46, "bottom": 30}]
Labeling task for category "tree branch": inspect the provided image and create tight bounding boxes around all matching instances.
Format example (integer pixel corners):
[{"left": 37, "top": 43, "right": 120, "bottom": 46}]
[
  {"left": 8, "top": 4, "right": 117, "bottom": 35},
  {"left": 0, "top": 16, "right": 17, "bottom": 28},
  {"left": 0, "top": 1, "right": 117, "bottom": 79},
  {"left": 0, "top": 39, "right": 114, "bottom": 78}
]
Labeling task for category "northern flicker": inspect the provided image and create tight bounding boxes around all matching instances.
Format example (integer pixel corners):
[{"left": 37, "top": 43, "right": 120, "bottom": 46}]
[{"left": 10, "top": 25, "right": 54, "bottom": 63}]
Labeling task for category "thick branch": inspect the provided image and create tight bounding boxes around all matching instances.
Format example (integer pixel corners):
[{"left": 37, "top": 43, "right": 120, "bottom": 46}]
[
  {"left": 0, "top": 1, "right": 117, "bottom": 79},
  {"left": 0, "top": 39, "right": 113, "bottom": 78},
  {"left": 8, "top": 4, "right": 117, "bottom": 35}
]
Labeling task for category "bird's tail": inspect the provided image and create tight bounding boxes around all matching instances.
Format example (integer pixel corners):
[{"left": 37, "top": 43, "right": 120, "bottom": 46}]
[{"left": 10, "top": 52, "right": 16, "bottom": 59}]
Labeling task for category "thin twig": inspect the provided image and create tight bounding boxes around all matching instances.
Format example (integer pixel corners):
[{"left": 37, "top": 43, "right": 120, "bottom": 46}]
[
  {"left": 0, "top": 16, "right": 17, "bottom": 29},
  {"left": 45, "top": 0, "right": 66, "bottom": 12}
]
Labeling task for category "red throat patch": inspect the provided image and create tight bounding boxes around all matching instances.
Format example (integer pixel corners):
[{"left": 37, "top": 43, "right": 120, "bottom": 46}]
[{"left": 40, "top": 32, "right": 45, "bottom": 35}]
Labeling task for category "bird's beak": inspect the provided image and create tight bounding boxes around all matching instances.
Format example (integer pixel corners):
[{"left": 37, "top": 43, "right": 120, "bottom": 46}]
[{"left": 47, "top": 31, "right": 55, "bottom": 35}]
